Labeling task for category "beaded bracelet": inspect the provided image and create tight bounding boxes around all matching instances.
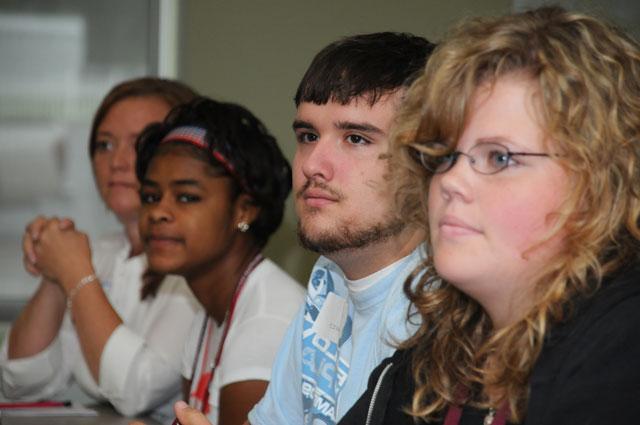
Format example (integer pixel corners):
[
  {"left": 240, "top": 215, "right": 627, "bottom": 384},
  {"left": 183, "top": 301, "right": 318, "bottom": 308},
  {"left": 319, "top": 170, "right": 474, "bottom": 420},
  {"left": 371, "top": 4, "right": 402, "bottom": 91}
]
[{"left": 66, "top": 273, "right": 98, "bottom": 310}]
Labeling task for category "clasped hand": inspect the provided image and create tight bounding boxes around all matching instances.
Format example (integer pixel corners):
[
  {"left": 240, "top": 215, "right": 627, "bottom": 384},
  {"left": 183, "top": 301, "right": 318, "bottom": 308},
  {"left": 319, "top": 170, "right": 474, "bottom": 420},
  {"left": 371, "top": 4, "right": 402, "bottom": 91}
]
[{"left": 22, "top": 216, "right": 93, "bottom": 292}]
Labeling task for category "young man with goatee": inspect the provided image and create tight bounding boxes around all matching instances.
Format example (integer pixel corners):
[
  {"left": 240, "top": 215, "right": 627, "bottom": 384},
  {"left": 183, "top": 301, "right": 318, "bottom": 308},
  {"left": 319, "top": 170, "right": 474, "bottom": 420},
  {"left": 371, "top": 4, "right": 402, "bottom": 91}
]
[{"left": 172, "top": 32, "right": 435, "bottom": 425}]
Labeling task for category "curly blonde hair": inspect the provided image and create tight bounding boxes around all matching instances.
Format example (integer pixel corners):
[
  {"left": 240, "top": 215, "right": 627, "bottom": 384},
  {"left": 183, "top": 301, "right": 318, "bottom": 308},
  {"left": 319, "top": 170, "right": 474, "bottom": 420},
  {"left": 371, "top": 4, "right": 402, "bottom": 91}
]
[{"left": 391, "top": 6, "right": 640, "bottom": 422}]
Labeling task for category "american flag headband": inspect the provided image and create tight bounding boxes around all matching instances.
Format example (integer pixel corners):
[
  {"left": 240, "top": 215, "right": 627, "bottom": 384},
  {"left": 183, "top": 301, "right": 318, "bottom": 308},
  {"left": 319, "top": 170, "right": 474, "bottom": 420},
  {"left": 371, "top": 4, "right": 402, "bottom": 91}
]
[{"left": 159, "top": 126, "right": 250, "bottom": 193}]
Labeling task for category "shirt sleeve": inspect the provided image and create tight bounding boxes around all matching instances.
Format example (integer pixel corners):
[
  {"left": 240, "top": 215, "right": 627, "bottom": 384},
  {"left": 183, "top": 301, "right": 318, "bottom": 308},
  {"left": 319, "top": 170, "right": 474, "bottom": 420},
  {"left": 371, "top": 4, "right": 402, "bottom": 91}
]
[
  {"left": 247, "top": 302, "right": 305, "bottom": 425},
  {"left": 98, "top": 278, "right": 200, "bottom": 416},
  {"left": 0, "top": 327, "right": 70, "bottom": 400}
]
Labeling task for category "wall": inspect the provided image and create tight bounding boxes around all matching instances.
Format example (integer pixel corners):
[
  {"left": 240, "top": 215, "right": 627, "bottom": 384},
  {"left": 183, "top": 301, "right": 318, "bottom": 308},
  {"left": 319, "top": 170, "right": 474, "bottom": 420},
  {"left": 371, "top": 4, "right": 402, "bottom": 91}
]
[
  {"left": 178, "top": 0, "right": 511, "bottom": 283},
  {"left": 514, "top": 0, "right": 640, "bottom": 40}
]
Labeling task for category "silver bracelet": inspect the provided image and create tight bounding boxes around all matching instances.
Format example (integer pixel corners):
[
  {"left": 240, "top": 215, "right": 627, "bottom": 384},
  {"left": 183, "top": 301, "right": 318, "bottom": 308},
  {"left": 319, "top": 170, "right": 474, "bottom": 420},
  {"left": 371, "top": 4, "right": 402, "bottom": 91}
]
[{"left": 66, "top": 274, "right": 98, "bottom": 310}]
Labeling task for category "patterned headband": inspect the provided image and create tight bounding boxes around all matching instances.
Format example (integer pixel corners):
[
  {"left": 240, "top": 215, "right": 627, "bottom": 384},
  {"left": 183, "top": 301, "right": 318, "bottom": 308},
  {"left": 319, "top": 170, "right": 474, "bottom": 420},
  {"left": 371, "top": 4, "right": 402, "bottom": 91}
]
[{"left": 160, "top": 126, "right": 250, "bottom": 193}]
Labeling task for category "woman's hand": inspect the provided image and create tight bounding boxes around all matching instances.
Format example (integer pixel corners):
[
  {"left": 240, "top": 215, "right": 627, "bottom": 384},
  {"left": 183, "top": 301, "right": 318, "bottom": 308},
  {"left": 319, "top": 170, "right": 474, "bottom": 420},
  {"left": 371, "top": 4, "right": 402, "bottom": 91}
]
[
  {"left": 33, "top": 218, "right": 93, "bottom": 292},
  {"left": 22, "top": 216, "right": 75, "bottom": 279},
  {"left": 8, "top": 216, "right": 79, "bottom": 360}
]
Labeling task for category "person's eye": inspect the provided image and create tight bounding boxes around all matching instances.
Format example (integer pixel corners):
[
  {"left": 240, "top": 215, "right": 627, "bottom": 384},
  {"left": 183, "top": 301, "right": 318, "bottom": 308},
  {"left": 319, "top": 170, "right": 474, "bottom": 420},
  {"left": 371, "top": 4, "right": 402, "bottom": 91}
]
[
  {"left": 140, "top": 192, "right": 160, "bottom": 204},
  {"left": 418, "top": 152, "right": 455, "bottom": 173},
  {"left": 434, "top": 153, "right": 457, "bottom": 172},
  {"left": 487, "top": 149, "right": 513, "bottom": 169},
  {"left": 345, "top": 134, "right": 371, "bottom": 146},
  {"left": 439, "top": 154, "right": 457, "bottom": 167},
  {"left": 95, "top": 140, "right": 114, "bottom": 152},
  {"left": 177, "top": 193, "right": 201, "bottom": 203},
  {"left": 295, "top": 132, "right": 318, "bottom": 144}
]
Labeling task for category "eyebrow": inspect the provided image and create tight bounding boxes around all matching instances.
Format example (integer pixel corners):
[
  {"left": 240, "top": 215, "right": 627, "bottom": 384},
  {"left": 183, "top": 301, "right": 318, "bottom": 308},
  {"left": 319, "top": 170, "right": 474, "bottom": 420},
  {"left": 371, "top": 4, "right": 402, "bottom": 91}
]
[
  {"left": 474, "top": 136, "right": 540, "bottom": 153},
  {"left": 292, "top": 119, "right": 314, "bottom": 131},
  {"left": 96, "top": 130, "right": 115, "bottom": 138},
  {"left": 475, "top": 136, "right": 518, "bottom": 147},
  {"left": 141, "top": 179, "right": 204, "bottom": 188},
  {"left": 96, "top": 130, "right": 141, "bottom": 140},
  {"left": 292, "top": 119, "right": 385, "bottom": 135},
  {"left": 335, "top": 121, "right": 385, "bottom": 135},
  {"left": 171, "top": 179, "right": 203, "bottom": 187}
]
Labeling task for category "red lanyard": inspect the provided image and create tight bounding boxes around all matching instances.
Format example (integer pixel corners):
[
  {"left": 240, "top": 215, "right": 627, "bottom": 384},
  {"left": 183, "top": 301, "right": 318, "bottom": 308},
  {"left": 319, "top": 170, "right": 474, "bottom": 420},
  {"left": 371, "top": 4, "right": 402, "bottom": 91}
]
[
  {"left": 188, "top": 254, "right": 264, "bottom": 414},
  {"left": 443, "top": 387, "right": 509, "bottom": 425}
]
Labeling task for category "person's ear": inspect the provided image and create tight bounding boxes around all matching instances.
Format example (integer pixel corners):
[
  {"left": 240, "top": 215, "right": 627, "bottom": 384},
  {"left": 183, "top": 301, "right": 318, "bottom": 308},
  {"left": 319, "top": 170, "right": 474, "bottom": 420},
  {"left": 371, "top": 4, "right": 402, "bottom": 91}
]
[{"left": 234, "top": 194, "right": 260, "bottom": 233}]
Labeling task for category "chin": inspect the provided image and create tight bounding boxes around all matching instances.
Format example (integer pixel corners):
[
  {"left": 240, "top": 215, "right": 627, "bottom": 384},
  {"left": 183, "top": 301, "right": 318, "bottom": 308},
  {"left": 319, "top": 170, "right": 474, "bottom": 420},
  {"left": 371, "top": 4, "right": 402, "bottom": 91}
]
[
  {"left": 146, "top": 258, "right": 182, "bottom": 275},
  {"left": 297, "top": 218, "right": 326, "bottom": 240},
  {"left": 106, "top": 195, "right": 140, "bottom": 216}
]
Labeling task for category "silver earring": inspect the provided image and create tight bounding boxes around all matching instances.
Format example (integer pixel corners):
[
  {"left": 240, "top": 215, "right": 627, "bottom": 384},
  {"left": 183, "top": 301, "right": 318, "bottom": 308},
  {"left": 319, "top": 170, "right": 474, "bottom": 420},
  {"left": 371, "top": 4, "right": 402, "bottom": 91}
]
[{"left": 237, "top": 222, "right": 249, "bottom": 232}]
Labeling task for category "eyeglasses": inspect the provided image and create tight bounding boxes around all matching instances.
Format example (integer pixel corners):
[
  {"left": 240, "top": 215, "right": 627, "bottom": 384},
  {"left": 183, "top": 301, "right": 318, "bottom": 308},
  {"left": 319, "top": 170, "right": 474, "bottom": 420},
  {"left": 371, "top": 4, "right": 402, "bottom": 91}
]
[{"left": 415, "top": 142, "right": 551, "bottom": 175}]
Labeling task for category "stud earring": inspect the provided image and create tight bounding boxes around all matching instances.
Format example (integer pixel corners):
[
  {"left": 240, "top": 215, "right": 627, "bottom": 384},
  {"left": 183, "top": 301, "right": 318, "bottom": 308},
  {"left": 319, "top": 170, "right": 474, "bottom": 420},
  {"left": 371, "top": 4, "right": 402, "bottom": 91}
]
[{"left": 237, "top": 222, "right": 250, "bottom": 232}]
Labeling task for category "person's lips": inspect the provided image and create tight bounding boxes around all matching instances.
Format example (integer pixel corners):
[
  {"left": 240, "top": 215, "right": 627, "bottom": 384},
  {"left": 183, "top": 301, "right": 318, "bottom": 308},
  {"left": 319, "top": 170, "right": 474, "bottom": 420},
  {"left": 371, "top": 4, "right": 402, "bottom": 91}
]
[
  {"left": 144, "top": 233, "right": 184, "bottom": 250},
  {"left": 438, "top": 215, "right": 482, "bottom": 237},
  {"left": 300, "top": 187, "right": 340, "bottom": 208}
]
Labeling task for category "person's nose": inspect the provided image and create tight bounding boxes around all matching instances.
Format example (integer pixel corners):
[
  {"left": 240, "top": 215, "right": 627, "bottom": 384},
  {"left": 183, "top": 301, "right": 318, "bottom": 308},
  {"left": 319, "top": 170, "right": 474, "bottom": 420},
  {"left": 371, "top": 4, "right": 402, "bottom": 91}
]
[
  {"left": 296, "top": 138, "right": 337, "bottom": 183},
  {"left": 110, "top": 141, "right": 135, "bottom": 171},
  {"left": 435, "top": 153, "right": 475, "bottom": 203},
  {"left": 146, "top": 196, "right": 174, "bottom": 224}
]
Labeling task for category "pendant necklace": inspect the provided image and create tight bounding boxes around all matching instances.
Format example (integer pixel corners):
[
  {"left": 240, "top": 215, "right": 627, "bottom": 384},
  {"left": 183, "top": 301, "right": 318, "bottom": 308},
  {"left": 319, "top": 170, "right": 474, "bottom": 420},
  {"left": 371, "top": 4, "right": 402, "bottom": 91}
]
[{"left": 484, "top": 408, "right": 496, "bottom": 425}]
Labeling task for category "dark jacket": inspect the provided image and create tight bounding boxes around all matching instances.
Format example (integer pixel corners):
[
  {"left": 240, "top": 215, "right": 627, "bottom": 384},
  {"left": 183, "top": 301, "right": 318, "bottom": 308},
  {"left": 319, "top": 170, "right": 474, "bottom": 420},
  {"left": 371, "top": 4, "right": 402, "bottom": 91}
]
[{"left": 338, "top": 260, "right": 640, "bottom": 425}]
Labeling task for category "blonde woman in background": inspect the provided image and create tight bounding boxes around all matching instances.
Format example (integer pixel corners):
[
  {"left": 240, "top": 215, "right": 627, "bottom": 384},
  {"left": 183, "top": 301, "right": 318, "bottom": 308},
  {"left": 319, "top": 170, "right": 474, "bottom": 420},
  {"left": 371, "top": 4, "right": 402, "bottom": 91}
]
[
  {"left": 1, "top": 77, "right": 201, "bottom": 420},
  {"left": 339, "top": 7, "right": 640, "bottom": 425}
]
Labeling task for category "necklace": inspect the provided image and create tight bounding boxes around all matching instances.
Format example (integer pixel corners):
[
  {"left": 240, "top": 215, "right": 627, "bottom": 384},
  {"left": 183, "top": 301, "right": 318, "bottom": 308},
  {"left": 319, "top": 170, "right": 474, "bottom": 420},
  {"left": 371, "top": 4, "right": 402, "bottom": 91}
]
[
  {"left": 187, "top": 253, "right": 264, "bottom": 413},
  {"left": 444, "top": 387, "right": 508, "bottom": 425},
  {"left": 484, "top": 408, "right": 496, "bottom": 425}
]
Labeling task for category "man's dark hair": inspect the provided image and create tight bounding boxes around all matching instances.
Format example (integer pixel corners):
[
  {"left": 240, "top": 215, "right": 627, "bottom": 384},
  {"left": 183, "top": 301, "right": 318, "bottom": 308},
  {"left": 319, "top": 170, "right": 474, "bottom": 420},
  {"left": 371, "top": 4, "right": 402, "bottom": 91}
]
[
  {"left": 294, "top": 32, "right": 436, "bottom": 106},
  {"left": 136, "top": 97, "right": 291, "bottom": 248}
]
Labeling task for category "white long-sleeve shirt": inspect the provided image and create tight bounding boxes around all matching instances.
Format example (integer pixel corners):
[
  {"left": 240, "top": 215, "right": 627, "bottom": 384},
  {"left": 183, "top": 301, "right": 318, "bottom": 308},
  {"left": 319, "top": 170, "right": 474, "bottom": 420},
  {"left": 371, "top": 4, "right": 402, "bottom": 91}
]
[{"left": 0, "top": 233, "right": 201, "bottom": 419}]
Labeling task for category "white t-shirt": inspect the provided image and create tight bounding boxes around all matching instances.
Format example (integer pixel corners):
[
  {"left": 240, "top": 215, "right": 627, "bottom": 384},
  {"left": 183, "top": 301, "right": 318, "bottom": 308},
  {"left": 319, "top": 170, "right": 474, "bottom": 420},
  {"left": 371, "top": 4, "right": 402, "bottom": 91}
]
[
  {"left": 181, "top": 258, "right": 304, "bottom": 423},
  {"left": 0, "top": 233, "right": 201, "bottom": 419}
]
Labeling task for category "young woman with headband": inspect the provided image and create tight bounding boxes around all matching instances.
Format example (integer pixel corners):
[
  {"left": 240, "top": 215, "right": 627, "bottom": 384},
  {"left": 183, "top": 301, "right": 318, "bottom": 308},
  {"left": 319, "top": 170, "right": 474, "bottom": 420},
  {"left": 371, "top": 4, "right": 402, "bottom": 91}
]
[{"left": 136, "top": 97, "right": 304, "bottom": 425}]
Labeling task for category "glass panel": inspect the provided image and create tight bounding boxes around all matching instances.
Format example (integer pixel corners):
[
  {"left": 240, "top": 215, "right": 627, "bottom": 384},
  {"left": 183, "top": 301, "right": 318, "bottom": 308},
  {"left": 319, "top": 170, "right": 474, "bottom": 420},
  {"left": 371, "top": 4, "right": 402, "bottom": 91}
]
[{"left": 0, "top": 1, "right": 159, "bottom": 300}]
